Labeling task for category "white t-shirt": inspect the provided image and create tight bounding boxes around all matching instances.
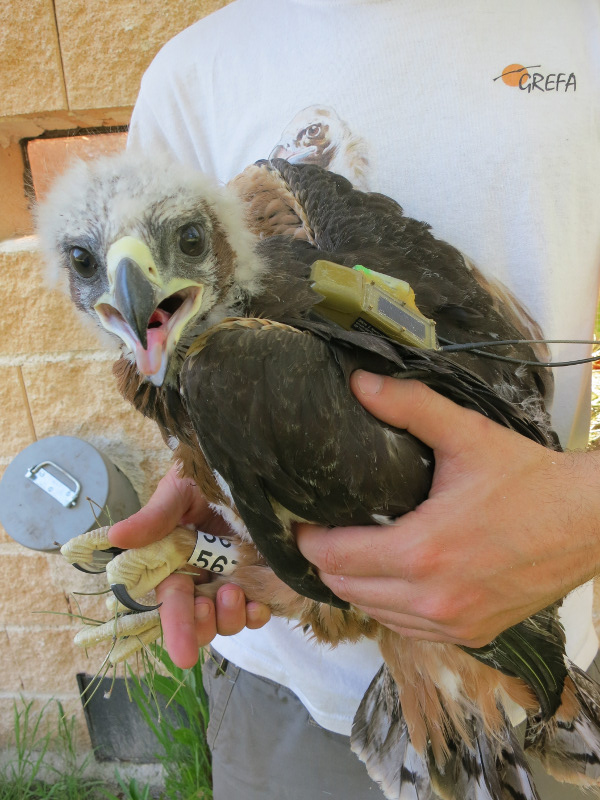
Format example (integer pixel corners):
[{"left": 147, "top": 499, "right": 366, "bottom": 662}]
[{"left": 128, "top": 0, "right": 600, "bottom": 735}]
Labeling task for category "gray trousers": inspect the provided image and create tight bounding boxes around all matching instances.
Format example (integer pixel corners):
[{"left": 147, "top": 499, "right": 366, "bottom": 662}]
[{"left": 203, "top": 648, "right": 600, "bottom": 800}]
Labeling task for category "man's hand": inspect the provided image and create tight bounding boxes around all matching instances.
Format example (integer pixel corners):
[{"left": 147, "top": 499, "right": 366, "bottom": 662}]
[
  {"left": 109, "top": 466, "right": 271, "bottom": 668},
  {"left": 297, "top": 371, "right": 600, "bottom": 648}
]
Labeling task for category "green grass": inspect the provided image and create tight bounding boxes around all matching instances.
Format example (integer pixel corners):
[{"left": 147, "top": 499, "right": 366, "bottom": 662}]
[
  {"left": 126, "top": 647, "right": 212, "bottom": 800},
  {"left": 0, "top": 646, "right": 212, "bottom": 800},
  {"left": 0, "top": 697, "right": 105, "bottom": 800},
  {"left": 102, "top": 775, "right": 154, "bottom": 800}
]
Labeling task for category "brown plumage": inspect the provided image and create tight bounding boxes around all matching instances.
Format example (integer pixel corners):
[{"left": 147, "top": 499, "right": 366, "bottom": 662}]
[{"left": 38, "top": 152, "right": 600, "bottom": 800}]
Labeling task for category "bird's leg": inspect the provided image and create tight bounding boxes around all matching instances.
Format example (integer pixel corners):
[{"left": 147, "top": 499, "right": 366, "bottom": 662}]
[
  {"left": 193, "top": 562, "right": 309, "bottom": 617},
  {"left": 61, "top": 526, "right": 199, "bottom": 610},
  {"left": 62, "top": 527, "right": 200, "bottom": 663},
  {"left": 74, "top": 609, "right": 162, "bottom": 665},
  {"left": 103, "top": 527, "right": 198, "bottom": 611},
  {"left": 194, "top": 557, "right": 378, "bottom": 646},
  {"left": 60, "top": 525, "right": 123, "bottom": 573}
]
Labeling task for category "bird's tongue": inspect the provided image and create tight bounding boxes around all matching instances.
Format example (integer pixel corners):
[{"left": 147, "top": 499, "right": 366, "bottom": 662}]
[{"left": 135, "top": 308, "right": 170, "bottom": 376}]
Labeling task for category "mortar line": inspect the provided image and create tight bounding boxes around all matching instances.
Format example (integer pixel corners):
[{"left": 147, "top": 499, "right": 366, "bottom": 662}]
[
  {"left": 0, "top": 349, "right": 117, "bottom": 368},
  {"left": 50, "top": 0, "right": 70, "bottom": 110},
  {"left": 16, "top": 365, "right": 38, "bottom": 442}
]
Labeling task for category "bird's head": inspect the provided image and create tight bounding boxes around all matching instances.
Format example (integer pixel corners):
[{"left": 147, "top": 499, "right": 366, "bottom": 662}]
[
  {"left": 269, "top": 105, "right": 339, "bottom": 166},
  {"left": 38, "top": 152, "right": 264, "bottom": 387}
]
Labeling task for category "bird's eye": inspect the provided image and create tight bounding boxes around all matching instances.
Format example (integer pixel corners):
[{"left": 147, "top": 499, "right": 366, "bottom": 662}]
[
  {"left": 178, "top": 223, "right": 206, "bottom": 257},
  {"left": 306, "top": 124, "right": 321, "bottom": 138},
  {"left": 69, "top": 247, "right": 97, "bottom": 278}
]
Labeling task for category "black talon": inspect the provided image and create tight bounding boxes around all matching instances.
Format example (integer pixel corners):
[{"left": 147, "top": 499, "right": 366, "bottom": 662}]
[
  {"left": 110, "top": 583, "right": 162, "bottom": 612},
  {"left": 71, "top": 546, "right": 124, "bottom": 574}
]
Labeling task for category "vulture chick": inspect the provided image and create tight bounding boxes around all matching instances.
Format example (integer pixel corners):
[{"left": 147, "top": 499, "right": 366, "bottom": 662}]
[
  {"left": 269, "top": 105, "right": 369, "bottom": 188},
  {"left": 39, "top": 153, "right": 600, "bottom": 800}
]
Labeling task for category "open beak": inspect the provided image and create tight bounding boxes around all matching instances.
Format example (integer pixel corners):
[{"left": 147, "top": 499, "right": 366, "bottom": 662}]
[{"left": 94, "top": 236, "right": 204, "bottom": 386}]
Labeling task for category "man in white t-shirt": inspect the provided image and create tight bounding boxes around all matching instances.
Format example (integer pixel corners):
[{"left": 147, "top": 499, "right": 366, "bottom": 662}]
[{"left": 110, "top": 1, "right": 600, "bottom": 797}]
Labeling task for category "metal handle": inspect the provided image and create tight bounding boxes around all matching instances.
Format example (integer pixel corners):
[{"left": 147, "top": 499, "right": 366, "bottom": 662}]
[{"left": 25, "top": 461, "right": 81, "bottom": 508}]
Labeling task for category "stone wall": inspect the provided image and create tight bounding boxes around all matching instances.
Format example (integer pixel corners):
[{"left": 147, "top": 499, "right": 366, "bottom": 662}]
[{"left": 0, "top": 0, "right": 231, "bottom": 759}]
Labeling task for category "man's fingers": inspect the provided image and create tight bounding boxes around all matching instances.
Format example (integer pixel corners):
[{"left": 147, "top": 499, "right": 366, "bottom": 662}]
[
  {"left": 312, "top": 573, "right": 424, "bottom": 611},
  {"left": 213, "top": 585, "right": 271, "bottom": 634},
  {"left": 296, "top": 522, "right": 418, "bottom": 579},
  {"left": 109, "top": 467, "right": 201, "bottom": 548},
  {"left": 153, "top": 575, "right": 271, "bottom": 668},
  {"left": 245, "top": 601, "right": 272, "bottom": 629},
  {"left": 372, "top": 623, "right": 473, "bottom": 646},
  {"left": 214, "top": 584, "right": 248, "bottom": 636},
  {"left": 193, "top": 598, "right": 217, "bottom": 648},
  {"left": 156, "top": 573, "right": 207, "bottom": 668},
  {"left": 350, "top": 371, "right": 490, "bottom": 455}
]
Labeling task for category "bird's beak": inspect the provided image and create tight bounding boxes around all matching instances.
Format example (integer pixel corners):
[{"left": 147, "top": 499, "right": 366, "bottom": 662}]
[
  {"left": 113, "top": 255, "right": 156, "bottom": 350},
  {"left": 94, "top": 236, "right": 204, "bottom": 386},
  {"left": 269, "top": 143, "right": 317, "bottom": 164}
]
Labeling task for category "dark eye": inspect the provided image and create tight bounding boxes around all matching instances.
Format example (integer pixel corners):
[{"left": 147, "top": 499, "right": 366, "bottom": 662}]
[
  {"left": 69, "top": 247, "right": 97, "bottom": 278},
  {"left": 306, "top": 124, "right": 321, "bottom": 138},
  {"left": 178, "top": 223, "right": 205, "bottom": 256}
]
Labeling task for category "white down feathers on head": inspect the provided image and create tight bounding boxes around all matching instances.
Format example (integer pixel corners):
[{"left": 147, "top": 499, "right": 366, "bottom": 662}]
[{"left": 36, "top": 150, "right": 266, "bottom": 299}]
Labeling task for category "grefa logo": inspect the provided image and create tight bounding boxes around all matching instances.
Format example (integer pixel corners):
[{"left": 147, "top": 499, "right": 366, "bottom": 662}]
[{"left": 494, "top": 64, "right": 576, "bottom": 92}]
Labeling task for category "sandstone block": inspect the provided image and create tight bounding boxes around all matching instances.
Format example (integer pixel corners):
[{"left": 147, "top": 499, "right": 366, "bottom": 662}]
[
  {"left": 0, "top": 108, "right": 132, "bottom": 151},
  {"left": 0, "top": 626, "right": 22, "bottom": 692},
  {"left": 21, "top": 358, "right": 163, "bottom": 447},
  {"left": 0, "top": 246, "right": 105, "bottom": 358},
  {"left": 0, "top": 468, "right": 10, "bottom": 544},
  {"left": 2, "top": 626, "right": 100, "bottom": 693},
  {"left": 0, "top": 467, "right": 11, "bottom": 545},
  {"left": 56, "top": 0, "right": 232, "bottom": 110},
  {"left": 0, "top": 0, "right": 66, "bottom": 116},
  {"left": 0, "top": 366, "right": 35, "bottom": 460},
  {"left": 0, "top": 550, "right": 73, "bottom": 628}
]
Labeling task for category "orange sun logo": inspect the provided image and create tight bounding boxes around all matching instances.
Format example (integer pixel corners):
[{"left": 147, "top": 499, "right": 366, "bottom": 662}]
[
  {"left": 494, "top": 64, "right": 576, "bottom": 93},
  {"left": 493, "top": 64, "right": 541, "bottom": 87},
  {"left": 500, "top": 64, "right": 529, "bottom": 86}
]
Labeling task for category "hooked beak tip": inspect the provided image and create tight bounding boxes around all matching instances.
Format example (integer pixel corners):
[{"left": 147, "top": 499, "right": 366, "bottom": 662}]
[{"left": 114, "top": 257, "right": 157, "bottom": 348}]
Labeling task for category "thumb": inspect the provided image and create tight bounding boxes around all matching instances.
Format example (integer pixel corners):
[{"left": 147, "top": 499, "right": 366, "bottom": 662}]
[
  {"left": 351, "top": 370, "right": 487, "bottom": 455},
  {"left": 109, "top": 466, "right": 194, "bottom": 548}
]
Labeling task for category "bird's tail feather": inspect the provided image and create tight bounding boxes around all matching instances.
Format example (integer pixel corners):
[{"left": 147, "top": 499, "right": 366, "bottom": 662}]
[
  {"left": 351, "top": 664, "right": 436, "bottom": 799},
  {"left": 351, "top": 664, "right": 540, "bottom": 800},
  {"left": 426, "top": 715, "right": 539, "bottom": 800},
  {"left": 525, "top": 660, "right": 600, "bottom": 787}
]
